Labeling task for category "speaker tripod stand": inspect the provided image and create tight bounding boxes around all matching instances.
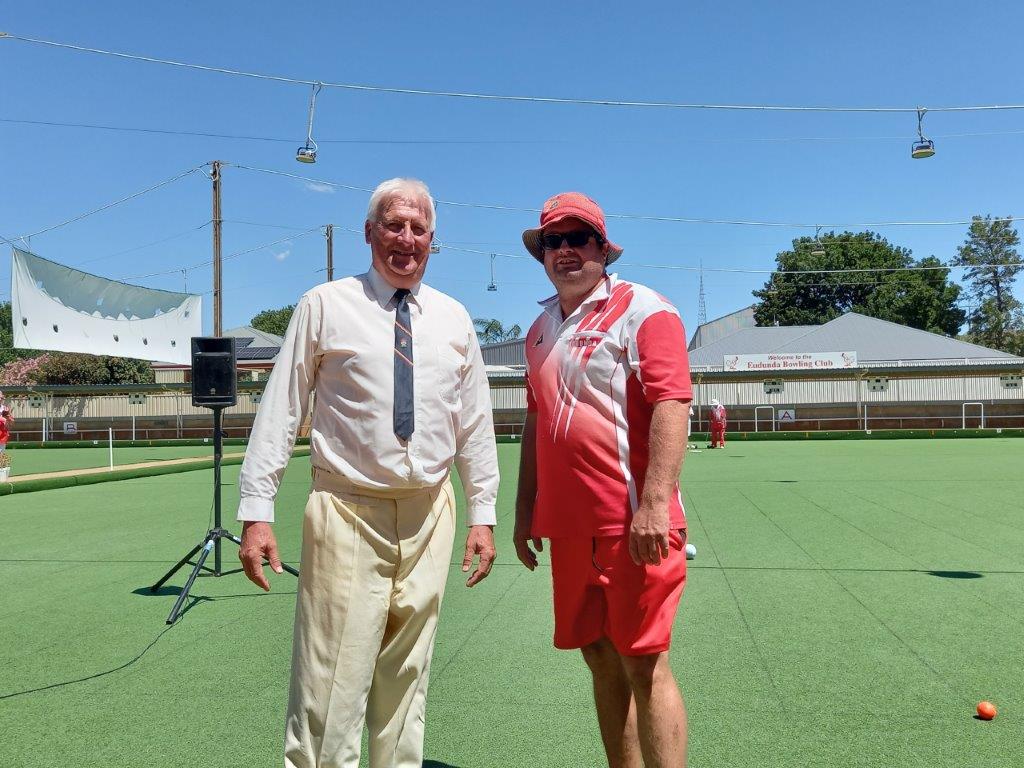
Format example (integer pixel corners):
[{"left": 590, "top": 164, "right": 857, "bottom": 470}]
[{"left": 150, "top": 405, "right": 299, "bottom": 624}]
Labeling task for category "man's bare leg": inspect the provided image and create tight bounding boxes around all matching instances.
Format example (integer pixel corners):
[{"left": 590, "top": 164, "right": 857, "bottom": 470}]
[
  {"left": 580, "top": 638, "right": 643, "bottom": 768},
  {"left": 620, "top": 651, "right": 687, "bottom": 767}
]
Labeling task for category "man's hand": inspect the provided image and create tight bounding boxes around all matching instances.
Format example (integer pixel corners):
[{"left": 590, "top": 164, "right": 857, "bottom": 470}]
[
  {"left": 462, "top": 525, "right": 496, "bottom": 587},
  {"left": 513, "top": 524, "right": 543, "bottom": 571},
  {"left": 239, "top": 521, "right": 284, "bottom": 591},
  {"left": 629, "top": 504, "right": 670, "bottom": 566}
]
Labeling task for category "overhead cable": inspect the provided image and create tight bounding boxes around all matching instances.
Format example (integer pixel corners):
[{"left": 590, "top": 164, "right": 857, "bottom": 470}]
[
  {"left": 226, "top": 163, "right": 1021, "bottom": 229},
  {"left": 12, "top": 164, "right": 208, "bottom": 241},
  {"left": 5, "top": 33, "right": 1024, "bottom": 114},
  {"left": 122, "top": 227, "right": 321, "bottom": 281},
  {"left": 6, "top": 117, "right": 1024, "bottom": 144}
]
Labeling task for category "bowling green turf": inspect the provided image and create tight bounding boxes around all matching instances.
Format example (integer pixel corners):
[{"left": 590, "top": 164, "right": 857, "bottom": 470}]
[
  {"left": 1, "top": 438, "right": 1022, "bottom": 767},
  {"left": 2, "top": 445, "right": 217, "bottom": 476}
]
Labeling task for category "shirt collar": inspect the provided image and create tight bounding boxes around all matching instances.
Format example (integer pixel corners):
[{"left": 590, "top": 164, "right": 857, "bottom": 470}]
[{"left": 366, "top": 265, "right": 423, "bottom": 307}]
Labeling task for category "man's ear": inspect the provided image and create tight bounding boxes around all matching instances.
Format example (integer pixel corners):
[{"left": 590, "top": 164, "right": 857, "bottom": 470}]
[{"left": 364, "top": 220, "right": 372, "bottom": 244}]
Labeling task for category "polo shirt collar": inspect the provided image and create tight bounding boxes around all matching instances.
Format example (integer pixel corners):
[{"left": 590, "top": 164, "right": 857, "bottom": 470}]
[{"left": 539, "top": 273, "right": 618, "bottom": 320}]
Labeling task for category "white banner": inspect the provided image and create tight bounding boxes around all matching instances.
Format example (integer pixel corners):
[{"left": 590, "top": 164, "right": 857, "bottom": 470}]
[
  {"left": 724, "top": 351, "right": 857, "bottom": 371},
  {"left": 11, "top": 247, "right": 201, "bottom": 365},
  {"left": 778, "top": 409, "right": 796, "bottom": 422}
]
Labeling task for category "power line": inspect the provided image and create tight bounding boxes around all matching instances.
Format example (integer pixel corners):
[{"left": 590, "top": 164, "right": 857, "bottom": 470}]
[
  {"left": 225, "top": 163, "right": 1022, "bottom": 229},
  {"left": 6, "top": 117, "right": 1024, "bottom": 144},
  {"left": 439, "top": 242, "right": 1017, "bottom": 277},
  {"left": 6, "top": 33, "right": 1024, "bottom": 115},
  {"left": 122, "top": 227, "right": 321, "bottom": 281},
  {"left": 11, "top": 164, "right": 208, "bottom": 242},
  {"left": 202, "top": 218, "right": 1023, "bottom": 279},
  {"left": 0, "top": 118, "right": 581, "bottom": 144},
  {"left": 71, "top": 221, "right": 212, "bottom": 267}
]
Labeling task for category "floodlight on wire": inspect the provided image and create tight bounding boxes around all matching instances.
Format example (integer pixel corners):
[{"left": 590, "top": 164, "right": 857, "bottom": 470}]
[
  {"left": 487, "top": 253, "right": 498, "bottom": 291},
  {"left": 296, "top": 82, "right": 323, "bottom": 164},
  {"left": 912, "top": 107, "right": 936, "bottom": 159},
  {"left": 811, "top": 226, "right": 826, "bottom": 256}
]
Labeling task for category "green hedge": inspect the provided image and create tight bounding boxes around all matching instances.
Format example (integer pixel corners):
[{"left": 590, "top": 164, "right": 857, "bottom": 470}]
[
  {"left": 0, "top": 447, "right": 311, "bottom": 496},
  {"left": 7, "top": 437, "right": 311, "bottom": 450},
  {"left": 689, "top": 429, "right": 1024, "bottom": 441}
]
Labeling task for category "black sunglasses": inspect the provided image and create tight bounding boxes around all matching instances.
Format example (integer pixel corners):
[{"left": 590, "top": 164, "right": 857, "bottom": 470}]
[{"left": 541, "top": 230, "right": 604, "bottom": 250}]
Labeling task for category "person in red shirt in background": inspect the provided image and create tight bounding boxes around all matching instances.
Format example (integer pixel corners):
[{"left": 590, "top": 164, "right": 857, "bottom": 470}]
[
  {"left": 514, "top": 192, "right": 692, "bottom": 768},
  {"left": 0, "top": 391, "right": 13, "bottom": 453},
  {"left": 708, "top": 398, "right": 727, "bottom": 449}
]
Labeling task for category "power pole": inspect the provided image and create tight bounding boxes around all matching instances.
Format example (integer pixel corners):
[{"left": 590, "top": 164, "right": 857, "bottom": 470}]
[
  {"left": 697, "top": 258, "right": 707, "bottom": 327},
  {"left": 212, "top": 160, "right": 223, "bottom": 336},
  {"left": 325, "top": 224, "right": 334, "bottom": 281}
]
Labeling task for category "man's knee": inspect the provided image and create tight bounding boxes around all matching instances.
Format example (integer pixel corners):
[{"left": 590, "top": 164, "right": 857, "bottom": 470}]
[
  {"left": 580, "top": 637, "right": 621, "bottom": 676},
  {"left": 620, "top": 652, "right": 672, "bottom": 697}
]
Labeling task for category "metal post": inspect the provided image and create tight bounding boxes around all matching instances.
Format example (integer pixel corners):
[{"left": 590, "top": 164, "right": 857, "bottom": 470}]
[
  {"left": 213, "top": 406, "right": 223, "bottom": 574},
  {"left": 212, "top": 160, "right": 223, "bottom": 336},
  {"left": 325, "top": 224, "right": 334, "bottom": 281},
  {"left": 108, "top": 427, "right": 114, "bottom": 469}
]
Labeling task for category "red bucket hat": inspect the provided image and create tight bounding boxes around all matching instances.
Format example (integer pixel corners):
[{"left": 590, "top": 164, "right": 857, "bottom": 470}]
[{"left": 522, "top": 192, "right": 624, "bottom": 264}]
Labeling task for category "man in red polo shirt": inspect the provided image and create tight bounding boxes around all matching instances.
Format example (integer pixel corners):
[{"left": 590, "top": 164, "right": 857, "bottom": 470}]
[
  {"left": 514, "top": 192, "right": 693, "bottom": 767},
  {"left": 708, "top": 398, "right": 727, "bottom": 448},
  {"left": 0, "top": 392, "right": 13, "bottom": 454}
]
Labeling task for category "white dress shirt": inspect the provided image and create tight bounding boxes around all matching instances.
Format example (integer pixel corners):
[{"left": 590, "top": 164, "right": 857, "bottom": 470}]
[{"left": 237, "top": 266, "right": 499, "bottom": 526}]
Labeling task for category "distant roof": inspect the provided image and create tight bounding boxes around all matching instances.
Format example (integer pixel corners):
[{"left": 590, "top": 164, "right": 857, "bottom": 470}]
[
  {"left": 223, "top": 326, "right": 284, "bottom": 349},
  {"left": 237, "top": 346, "right": 280, "bottom": 361},
  {"left": 688, "top": 306, "right": 756, "bottom": 351},
  {"left": 152, "top": 325, "right": 283, "bottom": 366},
  {"left": 689, "top": 312, "right": 1023, "bottom": 369}
]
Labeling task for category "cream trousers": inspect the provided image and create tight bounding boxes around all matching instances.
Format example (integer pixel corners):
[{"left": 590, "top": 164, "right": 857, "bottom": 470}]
[{"left": 284, "top": 469, "right": 456, "bottom": 768}]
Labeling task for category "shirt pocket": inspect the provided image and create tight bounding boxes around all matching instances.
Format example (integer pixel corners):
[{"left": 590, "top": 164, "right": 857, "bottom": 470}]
[{"left": 436, "top": 345, "right": 463, "bottom": 405}]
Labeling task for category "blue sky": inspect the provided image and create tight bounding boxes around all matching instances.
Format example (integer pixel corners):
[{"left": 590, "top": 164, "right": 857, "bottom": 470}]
[{"left": 3, "top": 1, "right": 1024, "bottom": 339}]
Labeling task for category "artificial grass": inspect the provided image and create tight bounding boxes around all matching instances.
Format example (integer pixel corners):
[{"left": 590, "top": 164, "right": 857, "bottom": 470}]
[
  {"left": 0, "top": 440, "right": 1022, "bottom": 767},
  {"left": 2, "top": 446, "right": 219, "bottom": 476}
]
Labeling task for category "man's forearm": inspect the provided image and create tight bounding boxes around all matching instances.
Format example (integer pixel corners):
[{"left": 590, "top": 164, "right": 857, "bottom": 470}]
[
  {"left": 514, "top": 415, "right": 538, "bottom": 529},
  {"left": 640, "top": 399, "right": 689, "bottom": 510}
]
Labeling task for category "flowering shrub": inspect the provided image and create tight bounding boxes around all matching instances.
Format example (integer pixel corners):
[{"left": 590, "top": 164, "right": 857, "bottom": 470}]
[{"left": 0, "top": 355, "right": 50, "bottom": 386}]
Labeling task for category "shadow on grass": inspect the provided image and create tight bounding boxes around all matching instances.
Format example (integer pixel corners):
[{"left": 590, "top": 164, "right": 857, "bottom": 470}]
[
  {"left": 928, "top": 570, "right": 984, "bottom": 579},
  {"left": 424, "top": 761, "right": 462, "bottom": 768}
]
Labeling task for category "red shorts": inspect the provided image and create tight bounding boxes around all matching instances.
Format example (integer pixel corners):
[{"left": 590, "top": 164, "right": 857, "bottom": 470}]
[{"left": 549, "top": 531, "right": 687, "bottom": 656}]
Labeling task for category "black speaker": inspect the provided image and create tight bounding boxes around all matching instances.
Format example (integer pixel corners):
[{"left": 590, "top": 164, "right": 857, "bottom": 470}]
[{"left": 191, "top": 336, "right": 237, "bottom": 407}]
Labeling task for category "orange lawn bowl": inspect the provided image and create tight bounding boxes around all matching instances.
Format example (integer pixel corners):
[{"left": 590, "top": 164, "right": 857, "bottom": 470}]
[{"left": 976, "top": 701, "right": 997, "bottom": 721}]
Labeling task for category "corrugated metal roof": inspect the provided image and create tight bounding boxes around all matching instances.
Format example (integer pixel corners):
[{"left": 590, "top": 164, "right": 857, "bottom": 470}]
[
  {"left": 688, "top": 306, "right": 756, "bottom": 351},
  {"left": 689, "top": 312, "right": 1023, "bottom": 368},
  {"left": 223, "top": 326, "right": 284, "bottom": 348},
  {"left": 687, "top": 325, "right": 816, "bottom": 367},
  {"left": 482, "top": 339, "right": 527, "bottom": 366}
]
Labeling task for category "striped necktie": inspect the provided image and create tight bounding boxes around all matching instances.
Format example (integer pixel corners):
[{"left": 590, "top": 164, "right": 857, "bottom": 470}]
[{"left": 393, "top": 288, "right": 414, "bottom": 441}]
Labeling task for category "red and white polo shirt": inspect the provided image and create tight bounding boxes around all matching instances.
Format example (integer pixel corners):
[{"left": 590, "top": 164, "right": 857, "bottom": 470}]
[{"left": 525, "top": 274, "right": 693, "bottom": 538}]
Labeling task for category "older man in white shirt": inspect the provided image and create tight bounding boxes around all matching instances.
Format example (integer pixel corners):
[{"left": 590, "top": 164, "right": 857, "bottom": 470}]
[{"left": 236, "top": 177, "right": 499, "bottom": 768}]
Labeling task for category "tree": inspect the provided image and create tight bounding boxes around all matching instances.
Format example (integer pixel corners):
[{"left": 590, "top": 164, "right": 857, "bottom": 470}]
[
  {"left": 952, "top": 216, "right": 1024, "bottom": 352},
  {"left": 0, "top": 355, "right": 50, "bottom": 386},
  {"left": 752, "top": 231, "right": 966, "bottom": 335},
  {"left": 251, "top": 305, "right": 296, "bottom": 337},
  {"left": 0, "top": 301, "right": 42, "bottom": 366},
  {"left": 33, "top": 353, "right": 155, "bottom": 386},
  {"left": 1, "top": 301, "right": 156, "bottom": 384},
  {"left": 473, "top": 318, "right": 522, "bottom": 345}
]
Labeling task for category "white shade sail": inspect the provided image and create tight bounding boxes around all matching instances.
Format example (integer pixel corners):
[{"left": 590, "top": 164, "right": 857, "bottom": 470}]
[{"left": 11, "top": 247, "right": 201, "bottom": 365}]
